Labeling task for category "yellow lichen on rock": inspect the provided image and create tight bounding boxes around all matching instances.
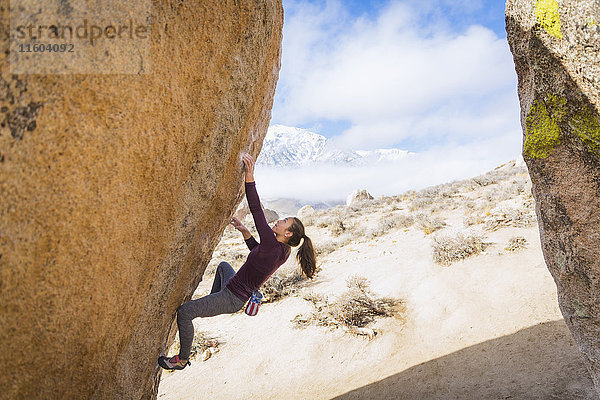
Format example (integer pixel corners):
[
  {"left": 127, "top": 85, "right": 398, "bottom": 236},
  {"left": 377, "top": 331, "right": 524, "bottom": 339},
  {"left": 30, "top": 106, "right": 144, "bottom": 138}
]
[
  {"left": 571, "top": 106, "right": 600, "bottom": 155},
  {"left": 535, "top": 0, "right": 563, "bottom": 39},
  {"left": 524, "top": 95, "right": 565, "bottom": 158}
]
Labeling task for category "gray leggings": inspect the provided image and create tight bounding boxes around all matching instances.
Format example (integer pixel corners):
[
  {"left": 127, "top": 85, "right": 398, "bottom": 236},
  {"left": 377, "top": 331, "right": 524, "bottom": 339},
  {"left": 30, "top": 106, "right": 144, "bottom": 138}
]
[{"left": 177, "top": 261, "right": 246, "bottom": 359}]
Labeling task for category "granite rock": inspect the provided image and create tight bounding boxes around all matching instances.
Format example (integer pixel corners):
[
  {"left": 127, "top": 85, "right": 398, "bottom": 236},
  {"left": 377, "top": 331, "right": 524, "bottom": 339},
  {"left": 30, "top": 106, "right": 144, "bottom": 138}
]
[
  {"left": 506, "top": 0, "right": 600, "bottom": 394},
  {"left": 0, "top": 1, "right": 283, "bottom": 398}
]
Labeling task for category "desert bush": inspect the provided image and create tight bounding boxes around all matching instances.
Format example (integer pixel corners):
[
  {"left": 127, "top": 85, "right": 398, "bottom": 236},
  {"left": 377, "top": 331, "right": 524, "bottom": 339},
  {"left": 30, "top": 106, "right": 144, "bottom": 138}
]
[
  {"left": 483, "top": 204, "right": 536, "bottom": 231},
  {"left": 166, "top": 330, "right": 220, "bottom": 369},
  {"left": 261, "top": 268, "right": 309, "bottom": 303},
  {"left": 463, "top": 199, "right": 476, "bottom": 210},
  {"left": 377, "top": 195, "right": 401, "bottom": 207},
  {"left": 470, "top": 174, "right": 497, "bottom": 187},
  {"left": 315, "top": 240, "right": 339, "bottom": 257},
  {"left": 463, "top": 214, "right": 484, "bottom": 227},
  {"left": 416, "top": 213, "right": 446, "bottom": 235},
  {"left": 315, "top": 207, "right": 355, "bottom": 234},
  {"left": 429, "top": 196, "right": 461, "bottom": 213},
  {"left": 432, "top": 231, "right": 488, "bottom": 265},
  {"left": 368, "top": 213, "right": 414, "bottom": 238},
  {"left": 395, "top": 214, "right": 415, "bottom": 229},
  {"left": 409, "top": 197, "right": 434, "bottom": 211},
  {"left": 505, "top": 236, "right": 529, "bottom": 252},
  {"left": 292, "top": 275, "right": 401, "bottom": 337},
  {"left": 329, "top": 217, "right": 348, "bottom": 236},
  {"left": 314, "top": 235, "right": 352, "bottom": 257}
]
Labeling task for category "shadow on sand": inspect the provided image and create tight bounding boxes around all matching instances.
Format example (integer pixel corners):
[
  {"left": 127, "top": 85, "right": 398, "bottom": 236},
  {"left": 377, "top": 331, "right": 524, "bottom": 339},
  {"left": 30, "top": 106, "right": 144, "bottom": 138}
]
[{"left": 333, "top": 320, "right": 597, "bottom": 400}]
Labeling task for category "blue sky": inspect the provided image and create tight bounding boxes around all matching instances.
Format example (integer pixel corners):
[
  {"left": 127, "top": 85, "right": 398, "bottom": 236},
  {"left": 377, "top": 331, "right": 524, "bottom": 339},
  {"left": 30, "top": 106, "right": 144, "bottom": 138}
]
[
  {"left": 259, "top": 0, "right": 522, "bottom": 203},
  {"left": 340, "top": 0, "right": 507, "bottom": 37}
]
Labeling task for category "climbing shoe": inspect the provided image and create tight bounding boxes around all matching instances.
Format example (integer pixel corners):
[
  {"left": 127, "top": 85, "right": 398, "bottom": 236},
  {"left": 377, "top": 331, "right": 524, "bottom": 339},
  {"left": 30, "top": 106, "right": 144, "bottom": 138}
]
[{"left": 158, "top": 354, "right": 191, "bottom": 370}]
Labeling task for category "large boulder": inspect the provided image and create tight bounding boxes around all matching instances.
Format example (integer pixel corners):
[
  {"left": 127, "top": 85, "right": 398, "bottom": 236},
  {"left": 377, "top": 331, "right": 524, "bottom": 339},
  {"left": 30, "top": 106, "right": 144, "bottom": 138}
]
[
  {"left": 346, "top": 189, "right": 374, "bottom": 207},
  {"left": 235, "top": 198, "right": 279, "bottom": 224},
  {"left": 506, "top": 0, "right": 600, "bottom": 393},
  {"left": 0, "top": 1, "right": 283, "bottom": 399}
]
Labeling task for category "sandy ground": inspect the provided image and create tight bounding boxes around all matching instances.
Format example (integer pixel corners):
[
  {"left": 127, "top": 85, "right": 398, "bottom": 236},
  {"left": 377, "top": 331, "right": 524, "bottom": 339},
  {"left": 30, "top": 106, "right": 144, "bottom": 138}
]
[{"left": 158, "top": 169, "right": 597, "bottom": 399}]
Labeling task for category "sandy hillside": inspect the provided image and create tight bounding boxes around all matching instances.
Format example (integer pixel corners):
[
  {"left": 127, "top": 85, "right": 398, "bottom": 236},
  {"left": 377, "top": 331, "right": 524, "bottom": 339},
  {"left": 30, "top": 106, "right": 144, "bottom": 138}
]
[{"left": 158, "top": 160, "right": 597, "bottom": 400}]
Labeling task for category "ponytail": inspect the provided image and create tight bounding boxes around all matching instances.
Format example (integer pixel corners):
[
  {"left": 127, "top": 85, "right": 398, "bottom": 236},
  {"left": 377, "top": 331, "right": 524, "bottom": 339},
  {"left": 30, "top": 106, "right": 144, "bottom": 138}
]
[
  {"left": 296, "top": 235, "right": 316, "bottom": 279},
  {"left": 287, "top": 217, "right": 317, "bottom": 279}
]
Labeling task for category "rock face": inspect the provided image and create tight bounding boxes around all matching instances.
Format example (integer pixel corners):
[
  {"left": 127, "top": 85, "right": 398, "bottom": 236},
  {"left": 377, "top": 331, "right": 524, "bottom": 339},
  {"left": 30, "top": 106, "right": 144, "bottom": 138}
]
[
  {"left": 346, "top": 189, "right": 374, "bottom": 207},
  {"left": 235, "top": 199, "right": 279, "bottom": 224},
  {"left": 297, "top": 205, "right": 316, "bottom": 219},
  {"left": 506, "top": 0, "right": 600, "bottom": 393},
  {"left": 0, "top": 1, "right": 283, "bottom": 399}
]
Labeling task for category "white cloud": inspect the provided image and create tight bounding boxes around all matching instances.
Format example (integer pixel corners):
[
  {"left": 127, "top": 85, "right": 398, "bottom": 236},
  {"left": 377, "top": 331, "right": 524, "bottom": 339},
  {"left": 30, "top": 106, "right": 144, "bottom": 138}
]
[
  {"left": 272, "top": 0, "right": 520, "bottom": 152},
  {"left": 263, "top": 0, "right": 523, "bottom": 204}
]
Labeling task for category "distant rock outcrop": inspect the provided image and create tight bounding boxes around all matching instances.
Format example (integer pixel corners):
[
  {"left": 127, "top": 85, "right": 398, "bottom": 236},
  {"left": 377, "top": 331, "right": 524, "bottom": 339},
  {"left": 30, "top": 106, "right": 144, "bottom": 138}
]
[
  {"left": 346, "top": 189, "right": 374, "bottom": 207},
  {"left": 235, "top": 199, "right": 279, "bottom": 224},
  {"left": 506, "top": 0, "right": 600, "bottom": 394},
  {"left": 297, "top": 205, "right": 316, "bottom": 219},
  {"left": 0, "top": 1, "right": 283, "bottom": 399}
]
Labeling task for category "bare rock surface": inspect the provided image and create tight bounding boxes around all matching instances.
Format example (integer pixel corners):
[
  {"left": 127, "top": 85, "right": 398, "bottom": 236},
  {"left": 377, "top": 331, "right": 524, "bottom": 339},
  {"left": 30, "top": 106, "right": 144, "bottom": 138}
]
[
  {"left": 297, "top": 205, "right": 316, "bottom": 219},
  {"left": 346, "top": 189, "right": 374, "bottom": 207},
  {"left": 0, "top": 1, "right": 283, "bottom": 399},
  {"left": 235, "top": 198, "right": 279, "bottom": 223},
  {"left": 506, "top": 0, "right": 600, "bottom": 394}
]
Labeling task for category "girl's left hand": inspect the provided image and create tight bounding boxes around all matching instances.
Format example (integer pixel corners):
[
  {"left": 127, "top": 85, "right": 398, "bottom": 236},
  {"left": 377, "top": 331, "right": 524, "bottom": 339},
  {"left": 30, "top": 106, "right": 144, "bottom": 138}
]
[
  {"left": 230, "top": 216, "right": 247, "bottom": 232},
  {"left": 242, "top": 153, "right": 255, "bottom": 183}
]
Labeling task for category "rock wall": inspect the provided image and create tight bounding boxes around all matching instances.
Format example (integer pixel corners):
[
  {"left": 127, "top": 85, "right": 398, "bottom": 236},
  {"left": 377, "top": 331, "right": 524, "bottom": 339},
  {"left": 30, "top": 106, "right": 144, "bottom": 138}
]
[
  {"left": 506, "top": 0, "right": 600, "bottom": 394},
  {"left": 0, "top": 1, "right": 283, "bottom": 398}
]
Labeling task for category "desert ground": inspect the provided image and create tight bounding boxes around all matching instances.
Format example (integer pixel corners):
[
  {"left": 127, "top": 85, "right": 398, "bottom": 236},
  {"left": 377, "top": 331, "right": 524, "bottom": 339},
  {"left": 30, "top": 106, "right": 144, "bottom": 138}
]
[{"left": 158, "top": 160, "right": 596, "bottom": 400}]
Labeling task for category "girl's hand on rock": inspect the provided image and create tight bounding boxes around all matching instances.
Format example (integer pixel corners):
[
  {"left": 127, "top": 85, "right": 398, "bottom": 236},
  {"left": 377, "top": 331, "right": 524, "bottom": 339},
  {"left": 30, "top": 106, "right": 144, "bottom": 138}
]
[{"left": 242, "top": 153, "right": 255, "bottom": 183}]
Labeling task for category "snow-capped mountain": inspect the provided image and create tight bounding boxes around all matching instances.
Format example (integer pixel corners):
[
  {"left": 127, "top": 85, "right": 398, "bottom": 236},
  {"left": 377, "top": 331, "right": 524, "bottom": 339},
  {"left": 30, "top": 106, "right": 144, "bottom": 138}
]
[{"left": 256, "top": 124, "right": 410, "bottom": 167}]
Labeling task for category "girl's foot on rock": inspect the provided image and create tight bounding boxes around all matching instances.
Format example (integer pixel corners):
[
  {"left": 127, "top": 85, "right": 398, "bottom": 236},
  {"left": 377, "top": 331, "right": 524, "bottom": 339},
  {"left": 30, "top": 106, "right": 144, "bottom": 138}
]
[{"left": 158, "top": 354, "right": 190, "bottom": 370}]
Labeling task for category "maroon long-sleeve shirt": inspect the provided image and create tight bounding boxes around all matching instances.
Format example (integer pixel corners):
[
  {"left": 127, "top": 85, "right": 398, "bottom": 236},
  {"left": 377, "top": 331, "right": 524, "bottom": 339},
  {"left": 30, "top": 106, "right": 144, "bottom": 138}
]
[{"left": 226, "top": 181, "right": 291, "bottom": 301}]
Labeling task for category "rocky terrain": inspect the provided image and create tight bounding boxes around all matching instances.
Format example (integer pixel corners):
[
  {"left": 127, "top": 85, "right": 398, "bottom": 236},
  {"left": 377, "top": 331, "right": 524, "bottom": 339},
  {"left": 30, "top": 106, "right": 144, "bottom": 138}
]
[{"left": 159, "top": 160, "right": 596, "bottom": 399}]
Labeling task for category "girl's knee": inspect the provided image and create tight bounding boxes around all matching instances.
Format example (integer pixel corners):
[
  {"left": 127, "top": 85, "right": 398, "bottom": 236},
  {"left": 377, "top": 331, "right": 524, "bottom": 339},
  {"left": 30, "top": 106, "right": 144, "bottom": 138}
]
[
  {"left": 217, "top": 261, "right": 229, "bottom": 270},
  {"left": 177, "top": 302, "right": 193, "bottom": 321}
]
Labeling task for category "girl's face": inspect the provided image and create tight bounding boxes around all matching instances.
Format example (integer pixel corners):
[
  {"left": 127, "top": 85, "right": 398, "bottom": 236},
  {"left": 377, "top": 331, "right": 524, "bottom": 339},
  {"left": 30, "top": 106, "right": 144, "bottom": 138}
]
[{"left": 272, "top": 217, "right": 294, "bottom": 239}]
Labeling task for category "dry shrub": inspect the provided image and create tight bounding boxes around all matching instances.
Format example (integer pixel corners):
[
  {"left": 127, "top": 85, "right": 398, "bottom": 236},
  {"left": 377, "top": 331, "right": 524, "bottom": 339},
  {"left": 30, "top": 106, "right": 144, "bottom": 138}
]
[
  {"left": 315, "top": 207, "right": 355, "bottom": 236},
  {"left": 377, "top": 195, "right": 401, "bottom": 207},
  {"left": 315, "top": 235, "right": 352, "bottom": 257},
  {"left": 409, "top": 197, "right": 434, "bottom": 211},
  {"left": 314, "top": 240, "right": 340, "bottom": 257},
  {"left": 292, "top": 275, "right": 402, "bottom": 336},
  {"left": 505, "top": 236, "right": 529, "bottom": 252},
  {"left": 367, "top": 213, "right": 414, "bottom": 238},
  {"left": 261, "top": 268, "right": 308, "bottom": 303},
  {"left": 432, "top": 232, "right": 488, "bottom": 265},
  {"left": 483, "top": 204, "right": 536, "bottom": 231},
  {"left": 416, "top": 213, "right": 446, "bottom": 235},
  {"left": 329, "top": 217, "right": 348, "bottom": 236},
  {"left": 395, "top": 214, "right": 415, "bottom": 229},
  {"left": 471, "top": 174, "right": 497, "bottom": 187},
  {"left": 166, "top": 330, "right": 221, "bottom": 370},
  {"left": 463, "top": 214, "right": 484, "bottom": 227}
]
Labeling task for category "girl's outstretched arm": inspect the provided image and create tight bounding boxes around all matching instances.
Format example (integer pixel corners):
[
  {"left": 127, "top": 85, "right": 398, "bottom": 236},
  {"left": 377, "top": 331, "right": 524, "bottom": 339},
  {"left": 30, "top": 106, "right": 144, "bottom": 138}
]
[{"left": 241, "top": 153, "right": 277, "bottom": 248}]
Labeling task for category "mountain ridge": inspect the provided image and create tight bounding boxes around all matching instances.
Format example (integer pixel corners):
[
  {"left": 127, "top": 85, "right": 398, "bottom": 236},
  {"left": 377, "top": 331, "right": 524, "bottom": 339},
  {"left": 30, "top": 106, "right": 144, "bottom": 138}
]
[{"left": 257, "top": 124, "right": 411, "bottom": 167}]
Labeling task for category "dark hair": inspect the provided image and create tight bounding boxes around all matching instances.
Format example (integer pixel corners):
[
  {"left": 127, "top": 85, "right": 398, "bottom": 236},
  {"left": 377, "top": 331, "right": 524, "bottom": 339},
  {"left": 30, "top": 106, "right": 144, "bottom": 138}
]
[{"left": 287, "top": 217, "right": 316, "bottom": 279}]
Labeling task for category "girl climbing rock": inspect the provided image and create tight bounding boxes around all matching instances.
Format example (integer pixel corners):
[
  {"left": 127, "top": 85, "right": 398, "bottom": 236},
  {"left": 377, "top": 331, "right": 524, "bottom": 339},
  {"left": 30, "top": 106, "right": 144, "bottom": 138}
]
[{"left": 158, "top": 152, "right": 316, "bottom": 370}]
